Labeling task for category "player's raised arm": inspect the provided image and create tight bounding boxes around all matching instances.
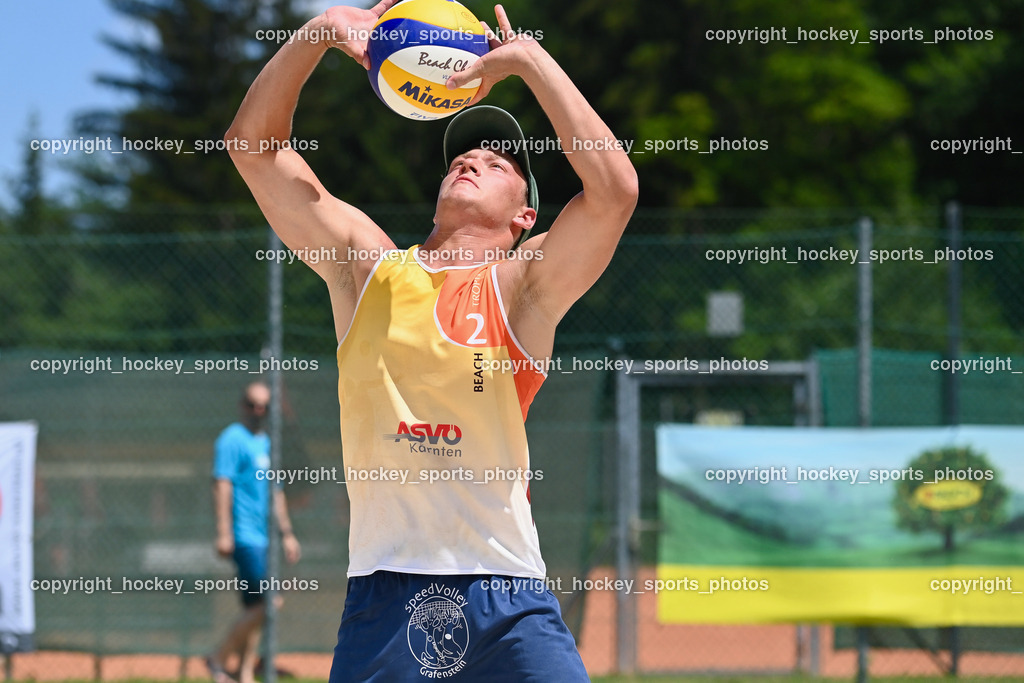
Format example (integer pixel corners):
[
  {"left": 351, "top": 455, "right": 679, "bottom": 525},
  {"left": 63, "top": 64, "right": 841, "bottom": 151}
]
[
  {"left": 225, "top": 2, "right": 399, "bottom": 280},
  {"left": 447, "top": 5, "right": 639, "bottom": 321}
]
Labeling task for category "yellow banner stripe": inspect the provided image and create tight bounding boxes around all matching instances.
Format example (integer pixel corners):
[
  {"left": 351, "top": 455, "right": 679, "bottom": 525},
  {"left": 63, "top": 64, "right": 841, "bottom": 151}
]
[{"left": 656, "top": 565, "right": 1024, "bottom": 625}]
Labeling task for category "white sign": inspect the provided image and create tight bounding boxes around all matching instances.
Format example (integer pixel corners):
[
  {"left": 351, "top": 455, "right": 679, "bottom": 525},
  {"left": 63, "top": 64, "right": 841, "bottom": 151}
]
[{"left": 0, "top": 422, "right": 37, "bottom": 652}]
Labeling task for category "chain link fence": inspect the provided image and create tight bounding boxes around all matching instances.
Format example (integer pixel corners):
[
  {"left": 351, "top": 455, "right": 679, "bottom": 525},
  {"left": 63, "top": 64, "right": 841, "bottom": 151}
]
[{"left": 2, "top": 205, "right": 1023, "bottom": 678}]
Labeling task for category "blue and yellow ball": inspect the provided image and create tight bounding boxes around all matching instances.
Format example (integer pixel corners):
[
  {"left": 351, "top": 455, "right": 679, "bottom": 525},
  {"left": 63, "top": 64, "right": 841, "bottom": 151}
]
[{"left": 367, "top": 0, "right": 489, "bottom": 120}]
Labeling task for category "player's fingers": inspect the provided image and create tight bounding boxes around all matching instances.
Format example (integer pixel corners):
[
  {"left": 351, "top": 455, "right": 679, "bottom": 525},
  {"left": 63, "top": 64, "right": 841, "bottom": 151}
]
[
  {"left": 494, "top": 4, "right": 513, "bottom": 41},
  {"left": 447, "top": 56, "right": 485, "bottom": 89},
  {"left": 466, "top": 80, "right": 493, "bottom": 106},
  {"left": 480, "top": 21, "right": 501, "bottom": 49},
  {"left": 370, "top": 0, "right": 399, "bottom": 18}
]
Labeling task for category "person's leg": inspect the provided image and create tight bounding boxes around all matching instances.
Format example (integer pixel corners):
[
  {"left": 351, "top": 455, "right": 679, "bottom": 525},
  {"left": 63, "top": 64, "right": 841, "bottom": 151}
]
[
  {"left": 208, "top": 545, "right": 268, "bottom": 681},
  {"left": 329, "top": 572, "right": 414, "bottom": 683},
  {"left": 464, "top": 577, "right": 589, "bottom": 682},
  {"left": 204, "top": 654, "right": 236, "bottom": 683},
  {"left": 235, "top": 604, "right": 266, "bottom": 683},
  {"left": 209, "top": 604, "right": 263, "bottom": 681}
]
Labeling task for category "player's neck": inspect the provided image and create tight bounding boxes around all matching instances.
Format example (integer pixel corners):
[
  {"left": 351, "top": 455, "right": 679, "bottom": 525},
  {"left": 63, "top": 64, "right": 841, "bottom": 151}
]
[
  {"left": 420, "top": 225, "right": 511, "bottom": 267},
  {"left": 241, "top": 419, "right": 264, "bottom": 435}
]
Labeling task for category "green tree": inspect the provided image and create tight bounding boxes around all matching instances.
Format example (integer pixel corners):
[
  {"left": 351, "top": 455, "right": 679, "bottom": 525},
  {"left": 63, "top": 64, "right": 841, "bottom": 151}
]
[
  {"left": 893, "top": 446, "right": 1008, "bottom": 552},
  {"left": 864, "top": 0, "right": 1024, "bottom": 207},
  {"left": 73, "top": 0, "right": 1024, "bottom": 215},
  {"left": 0, "top": 115, "right": 76, "bottom": 344},
  {"left": 521, "top": 0, "right": 916, "bottom": 213},
  {"left": 72, "top": 0, "right": 931, "bottom": 216},
  {"left": 63, "top": 1, "right": 317, "bottom": 351},
  {"left": 74, "top": 0, "right": 308, "bottom": 211},
  {"left": 72, "top": 0, "right": 475, "bottom": 213}
]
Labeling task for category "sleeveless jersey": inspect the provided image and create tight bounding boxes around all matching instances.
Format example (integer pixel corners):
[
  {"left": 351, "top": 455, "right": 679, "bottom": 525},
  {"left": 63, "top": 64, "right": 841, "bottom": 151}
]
[{"left": 337, "top": 246, "right": 547, "bottom": 578}]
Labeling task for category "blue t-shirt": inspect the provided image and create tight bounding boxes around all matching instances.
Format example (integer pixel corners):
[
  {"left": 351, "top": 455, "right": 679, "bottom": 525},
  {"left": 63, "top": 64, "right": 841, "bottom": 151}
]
[{"left": 212, "top": 423, "right": 272, "bottom": 548}]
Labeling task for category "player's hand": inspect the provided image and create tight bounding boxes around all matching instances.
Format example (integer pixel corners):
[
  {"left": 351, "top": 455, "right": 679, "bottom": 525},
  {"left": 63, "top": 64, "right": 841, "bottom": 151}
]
[
  {"left": 283, "top": 532, "right": 302, "bottom": 564},
  {"left": 323, "top": 0, "right": 401, "bottom": 70},
  {"left": 215, "top": 533, "right": 234, "bottom": 558},
  {"left": 446, "top": 4, "right": 545, "bottom": 104}
]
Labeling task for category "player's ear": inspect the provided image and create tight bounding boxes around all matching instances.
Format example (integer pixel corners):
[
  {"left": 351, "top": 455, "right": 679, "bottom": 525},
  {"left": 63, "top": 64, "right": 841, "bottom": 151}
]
[{"left": 512, "top": 207, "right": 536, "bottom": 233}]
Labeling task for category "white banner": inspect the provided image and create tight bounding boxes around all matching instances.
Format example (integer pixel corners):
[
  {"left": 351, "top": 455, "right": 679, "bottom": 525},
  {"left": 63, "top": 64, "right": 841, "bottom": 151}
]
[{"left": 0, "top": 422, "right": 36, "bottom": 652}]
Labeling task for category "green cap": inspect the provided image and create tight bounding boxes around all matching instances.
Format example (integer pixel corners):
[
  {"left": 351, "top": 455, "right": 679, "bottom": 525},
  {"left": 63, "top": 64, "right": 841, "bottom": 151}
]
[{"left": 443, "top": 105, "right": 539, "bottom": 248}]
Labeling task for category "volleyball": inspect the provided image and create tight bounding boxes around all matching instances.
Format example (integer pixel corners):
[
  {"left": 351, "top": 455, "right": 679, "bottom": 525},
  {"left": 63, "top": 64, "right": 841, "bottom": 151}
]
[{"left": 367, "top": 0, "right": 489, "bottom": 120}]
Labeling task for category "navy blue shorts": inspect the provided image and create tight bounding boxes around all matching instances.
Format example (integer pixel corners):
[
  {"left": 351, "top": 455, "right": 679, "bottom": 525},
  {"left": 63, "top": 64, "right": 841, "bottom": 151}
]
[
  {"left": 329, "top": 572, "right": 589, "bottom": 682},
  {"left": 233, "top": 544, "right": 268, "bottom": 607}
]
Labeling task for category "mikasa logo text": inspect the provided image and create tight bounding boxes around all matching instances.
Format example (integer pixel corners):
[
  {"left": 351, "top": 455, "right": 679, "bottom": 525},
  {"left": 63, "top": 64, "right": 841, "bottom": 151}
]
[{"left": 397, "top": 82, "right": 470, "bottom": 110}]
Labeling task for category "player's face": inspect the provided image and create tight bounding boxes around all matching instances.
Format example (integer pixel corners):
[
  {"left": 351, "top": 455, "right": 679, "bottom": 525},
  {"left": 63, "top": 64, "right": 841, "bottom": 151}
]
[
  {"left": 440, "top": 148, "right": 528, "bottom": 217},
  {"left": 240, "top": 384, "right": 271, "bottom": 431}
]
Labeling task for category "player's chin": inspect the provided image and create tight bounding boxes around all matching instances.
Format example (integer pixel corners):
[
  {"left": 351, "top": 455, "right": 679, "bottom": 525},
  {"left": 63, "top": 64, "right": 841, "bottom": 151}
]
[{"left": 440, "top": 185, "right": 479, "bottom": 206}]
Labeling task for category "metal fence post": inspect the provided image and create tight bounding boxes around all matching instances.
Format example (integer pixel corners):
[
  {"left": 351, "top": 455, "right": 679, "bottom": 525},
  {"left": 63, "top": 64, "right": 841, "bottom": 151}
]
[
  {"left": 856, "top": 216, "right": 873, "bottom": 683},
  {"left": 615, "top": 367, "right": 640, "bottom": 674},
  {"left": 807, "top": 354, "right": 822, "bottom": 676},
  {"left": 264, "top": 227, "right": 283, "bottom": 683},
  {"left": 945, "top": 200, "right": 962, "bottom": 427},
  {"left": 945, "top": 200, "right": 963, "bottom": 676},
  {"left": 858, "top": 216, "right": 873, "bottom": 431}
]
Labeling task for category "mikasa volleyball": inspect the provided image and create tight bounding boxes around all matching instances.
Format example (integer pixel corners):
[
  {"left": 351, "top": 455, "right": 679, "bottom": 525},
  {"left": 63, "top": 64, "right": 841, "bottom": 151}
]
[{"left": 367, "top": 0, "right": 489, "bottom": 120}]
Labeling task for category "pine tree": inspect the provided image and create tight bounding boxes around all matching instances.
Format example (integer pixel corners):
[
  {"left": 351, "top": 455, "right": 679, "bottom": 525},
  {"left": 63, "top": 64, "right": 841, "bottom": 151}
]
[{"left": 74, "top": 0, "right": 308, "bottom": 213}]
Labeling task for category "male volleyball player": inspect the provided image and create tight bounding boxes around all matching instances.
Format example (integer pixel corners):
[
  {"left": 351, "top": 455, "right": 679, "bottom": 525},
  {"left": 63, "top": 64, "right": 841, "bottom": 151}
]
[{"left": 226, "top": 1, "right": 637, "bottom": 680}]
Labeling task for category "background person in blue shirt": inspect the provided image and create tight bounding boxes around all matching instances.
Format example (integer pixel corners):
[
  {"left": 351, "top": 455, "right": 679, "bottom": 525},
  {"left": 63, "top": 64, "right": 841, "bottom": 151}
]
[{"left": 207, "top": 381, "right": 301, "bottom": 683}]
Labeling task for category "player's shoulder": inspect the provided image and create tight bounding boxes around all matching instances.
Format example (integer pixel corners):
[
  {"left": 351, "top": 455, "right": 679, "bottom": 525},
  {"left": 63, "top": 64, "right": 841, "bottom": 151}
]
[
  {"left": 518, "top": 232, "right": 547, "bottom": 256},
  {"left": 494, "top": 234, "right": 546, "bottom": 284},
  {"left": 221, "top": 421, "right": 247, "bottom": 436},
  {"left": 215, "top": 422, "right": 250, "bottom": 448}
]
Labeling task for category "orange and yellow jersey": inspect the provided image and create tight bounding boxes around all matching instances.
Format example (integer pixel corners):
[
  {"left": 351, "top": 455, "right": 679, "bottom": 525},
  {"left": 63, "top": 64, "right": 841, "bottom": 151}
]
[{"left": 337, "top": 246, "right": 548, "bottom": 578}]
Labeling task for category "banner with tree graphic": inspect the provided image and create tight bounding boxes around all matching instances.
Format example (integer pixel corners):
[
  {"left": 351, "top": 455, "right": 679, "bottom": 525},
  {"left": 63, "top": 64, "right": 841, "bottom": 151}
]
[{"left": 655, "top": 425, "right": 1024, "bottom": 625}]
